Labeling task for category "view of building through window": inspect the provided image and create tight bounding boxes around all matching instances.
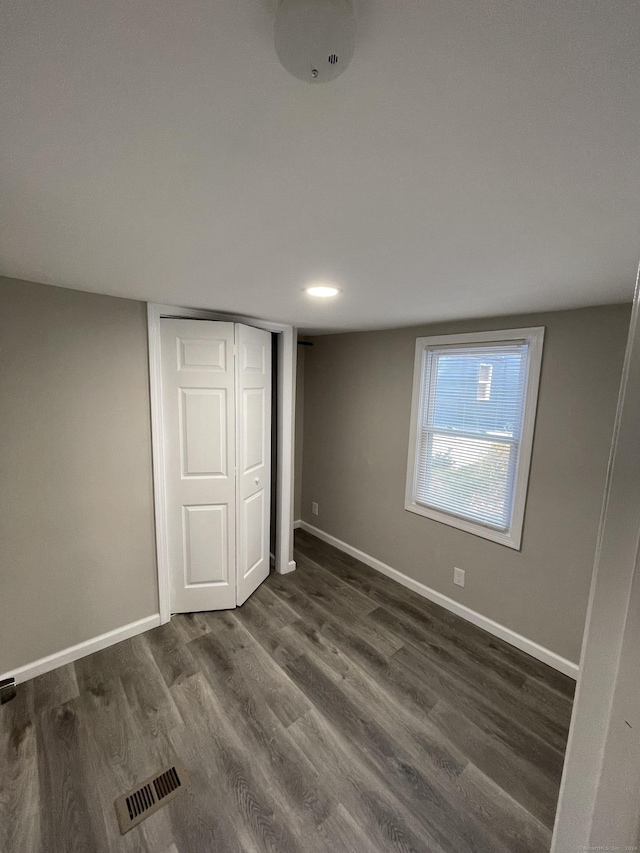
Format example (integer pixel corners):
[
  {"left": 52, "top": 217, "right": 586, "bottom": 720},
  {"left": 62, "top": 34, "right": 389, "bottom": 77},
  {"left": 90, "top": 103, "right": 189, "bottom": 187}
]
[
  {"left": 417, "top": 345, "right": 527, "bottom": 530},
  {"left": 406, "top": 328, "right": 544, "bottom": 548}
]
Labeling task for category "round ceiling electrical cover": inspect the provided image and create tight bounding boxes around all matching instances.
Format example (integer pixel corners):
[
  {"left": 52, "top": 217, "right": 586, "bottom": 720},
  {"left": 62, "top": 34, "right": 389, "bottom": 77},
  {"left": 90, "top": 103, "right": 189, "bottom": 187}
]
[{"left": 275, "top": 0, "right": 355, "bottom": 83}]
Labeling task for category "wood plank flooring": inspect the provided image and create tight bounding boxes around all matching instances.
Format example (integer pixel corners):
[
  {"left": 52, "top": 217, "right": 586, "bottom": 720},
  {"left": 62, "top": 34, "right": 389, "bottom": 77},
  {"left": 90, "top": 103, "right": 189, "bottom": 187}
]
[{"left": 0, "top": 530, "right": 574, "bottom": 852}]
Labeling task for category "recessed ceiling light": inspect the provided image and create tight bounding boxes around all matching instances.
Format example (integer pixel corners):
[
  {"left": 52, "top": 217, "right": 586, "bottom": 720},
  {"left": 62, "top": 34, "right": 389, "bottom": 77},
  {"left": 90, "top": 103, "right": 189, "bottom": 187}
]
[{"left": 306, "top": 285, "right": 340, "bottom": 298}]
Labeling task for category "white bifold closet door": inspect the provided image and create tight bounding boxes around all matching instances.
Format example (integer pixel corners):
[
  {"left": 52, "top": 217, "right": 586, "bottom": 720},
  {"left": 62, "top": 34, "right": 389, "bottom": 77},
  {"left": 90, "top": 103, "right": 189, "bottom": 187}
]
[
  {"left": 235, "top": 322, "right": 272, "bottom": 605},
  {"left": 160, "top": 318, "right": 272, "bottom": 613}
]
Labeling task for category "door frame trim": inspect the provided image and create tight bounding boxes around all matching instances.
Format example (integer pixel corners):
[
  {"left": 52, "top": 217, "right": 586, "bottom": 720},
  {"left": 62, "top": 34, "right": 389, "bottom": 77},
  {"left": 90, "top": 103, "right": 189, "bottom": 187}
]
[{"left": 147, "top": 303, "right": 297, "bottom": 623}]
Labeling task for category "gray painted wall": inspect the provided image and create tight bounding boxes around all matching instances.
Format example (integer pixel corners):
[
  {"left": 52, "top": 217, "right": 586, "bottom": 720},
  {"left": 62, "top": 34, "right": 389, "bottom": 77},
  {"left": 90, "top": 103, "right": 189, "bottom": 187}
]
[
  {"left": 0, "top": 277, "right": 158, "bottom": 674},
  {"left": 300, "top": 304, "right": 630, "bottom": 663}
]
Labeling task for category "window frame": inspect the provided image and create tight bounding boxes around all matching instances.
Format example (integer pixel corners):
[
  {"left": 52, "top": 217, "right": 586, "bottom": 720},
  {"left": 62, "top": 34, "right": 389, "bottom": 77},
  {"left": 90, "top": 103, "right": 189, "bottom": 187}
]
[{"left": 404, "top": 327, "right": 545, "bottom": 550}]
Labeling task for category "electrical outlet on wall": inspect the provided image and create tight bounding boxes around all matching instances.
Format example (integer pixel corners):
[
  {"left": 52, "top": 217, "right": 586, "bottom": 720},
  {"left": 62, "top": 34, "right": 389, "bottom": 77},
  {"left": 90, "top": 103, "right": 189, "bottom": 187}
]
[
  {"left": 453, "top": 567, "right": 465, "bottom": 588},
  {"left": 311, "top": 501, "right": 319, "bottom": 516}
]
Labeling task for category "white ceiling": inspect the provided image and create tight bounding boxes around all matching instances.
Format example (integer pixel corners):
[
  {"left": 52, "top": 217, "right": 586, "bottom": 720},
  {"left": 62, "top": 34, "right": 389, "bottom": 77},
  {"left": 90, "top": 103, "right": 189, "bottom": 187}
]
[{"left": 1, "top": 0, "right": 639, "bottom": 333}]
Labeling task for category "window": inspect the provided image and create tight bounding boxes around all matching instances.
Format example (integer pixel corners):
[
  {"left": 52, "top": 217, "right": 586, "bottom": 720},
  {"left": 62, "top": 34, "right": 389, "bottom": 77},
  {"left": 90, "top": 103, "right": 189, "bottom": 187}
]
[{"left": 405, "top": 327, "right": 544, "bottom": 549}]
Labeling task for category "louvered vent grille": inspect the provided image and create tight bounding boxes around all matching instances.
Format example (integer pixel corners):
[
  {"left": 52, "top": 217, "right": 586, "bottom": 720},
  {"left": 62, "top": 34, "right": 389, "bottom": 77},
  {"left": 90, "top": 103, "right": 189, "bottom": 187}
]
[
  {"left": 153, "top": 766, "right": 181, "bottom": 800},
  {"left": 126, "top": 783, "right": 155, "bottom": 819},
  {"left": 115, "top": 761, "right": 189, "bottom": 834}
]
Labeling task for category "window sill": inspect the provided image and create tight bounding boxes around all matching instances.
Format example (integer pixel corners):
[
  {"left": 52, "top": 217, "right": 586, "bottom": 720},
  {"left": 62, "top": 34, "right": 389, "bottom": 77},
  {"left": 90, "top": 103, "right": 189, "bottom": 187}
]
[{"left": 404, "top": 500, "right": 522, "bottom": 550}]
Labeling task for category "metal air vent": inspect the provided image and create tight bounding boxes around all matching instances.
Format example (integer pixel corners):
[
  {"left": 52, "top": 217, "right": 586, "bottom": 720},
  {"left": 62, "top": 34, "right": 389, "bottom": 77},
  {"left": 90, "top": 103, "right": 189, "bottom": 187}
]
[{"left": 115, "top": 761, "right": 189, "bottom": 834}]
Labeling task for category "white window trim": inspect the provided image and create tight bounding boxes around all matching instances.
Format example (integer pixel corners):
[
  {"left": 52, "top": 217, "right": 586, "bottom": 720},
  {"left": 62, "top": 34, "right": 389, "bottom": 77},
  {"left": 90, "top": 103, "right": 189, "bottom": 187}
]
[{"left": 404, "top": 327, "right": 545, "bottom": 550}]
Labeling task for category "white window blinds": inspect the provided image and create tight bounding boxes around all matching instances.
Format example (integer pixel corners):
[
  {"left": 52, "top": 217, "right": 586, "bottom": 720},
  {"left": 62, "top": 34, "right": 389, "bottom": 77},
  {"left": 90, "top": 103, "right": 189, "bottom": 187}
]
[{"left": 415, "top": 342, "right": 530, "bottom": 531}]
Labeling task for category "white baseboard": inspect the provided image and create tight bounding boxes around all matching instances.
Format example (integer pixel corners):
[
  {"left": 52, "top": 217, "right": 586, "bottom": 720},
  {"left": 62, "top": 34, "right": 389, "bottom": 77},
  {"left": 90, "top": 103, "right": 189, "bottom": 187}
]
[
  {"left": 277, "top": 559, "right": 297, "bottom": 575},
  {"left": 293, "top": 519, "right": 302, "bottom": 529},
  {"left": 298, "top": 521, "right": 579, "bottom": 680},
  {"left": 1, "top": 614, "right": 162, "bottom": 686}
]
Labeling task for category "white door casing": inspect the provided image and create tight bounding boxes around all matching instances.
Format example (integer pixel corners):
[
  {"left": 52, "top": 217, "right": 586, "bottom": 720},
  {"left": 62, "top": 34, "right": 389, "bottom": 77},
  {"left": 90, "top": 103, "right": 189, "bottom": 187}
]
[
  {"left": 161, "top": 319, "right": 237, "bottom": 612},
  {"left": 236, "top": 324, "right": 272, "bottom": 605}
]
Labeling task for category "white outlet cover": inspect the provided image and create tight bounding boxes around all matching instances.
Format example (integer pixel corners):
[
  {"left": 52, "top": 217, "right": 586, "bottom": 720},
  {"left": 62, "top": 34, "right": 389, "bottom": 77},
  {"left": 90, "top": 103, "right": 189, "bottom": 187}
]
[
  {"left": 312, "top": 502, "right": 319, "bottom": 515},
  {"left": 454, "top": 567, "right": 465, "bottom": 587}
]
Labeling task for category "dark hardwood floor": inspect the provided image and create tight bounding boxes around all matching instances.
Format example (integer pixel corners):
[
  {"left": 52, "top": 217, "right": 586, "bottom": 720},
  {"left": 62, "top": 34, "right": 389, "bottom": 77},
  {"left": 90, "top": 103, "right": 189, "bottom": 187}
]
[{"left": 0, "top": 530, "right": 574, "bottom": 852}]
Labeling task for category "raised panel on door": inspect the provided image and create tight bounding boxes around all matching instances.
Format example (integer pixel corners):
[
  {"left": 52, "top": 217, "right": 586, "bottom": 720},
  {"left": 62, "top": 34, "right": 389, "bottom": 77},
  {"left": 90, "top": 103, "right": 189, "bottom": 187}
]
[
  {"left": 243, "top": 490, "right": 265, "bottom": 576},
  {"left": 180, "top": 389, "right": 227, "bottom": 477},
  {"left": 161, "top": 319, "right": 236, "bottom": 612},
  {"left": 242, "top": 387, "right": 265, "bottom": 473},
  {"left": 182, "top": 504, "right": 229, "bottom": 585},
  {"left": 178, "top": 337, "right": 227, "bottom": 371},
  {"left": 236, "top": 323, "right": 272, "bottom": 605}
]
